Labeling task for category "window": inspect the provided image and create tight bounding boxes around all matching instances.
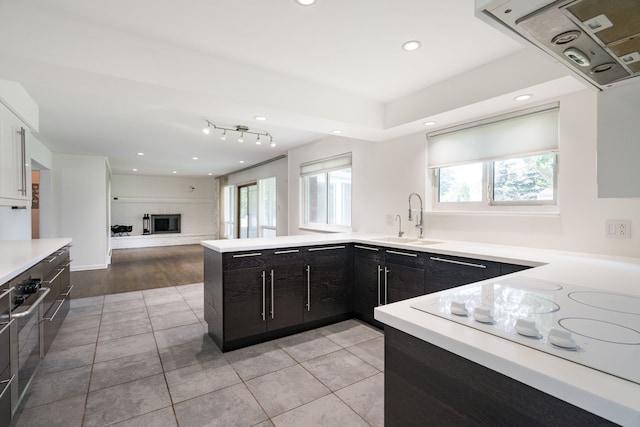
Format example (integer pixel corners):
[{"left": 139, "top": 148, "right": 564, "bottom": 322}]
[
  {"left": 222, "top": 185, "right": 235, "bottom": 239},
  {"left": 301, "top": 153, "right": 352, "bottom": 230},
  {"left": 222, "top": 177, "right": 277, "bottom": 239},
  {"left": 258, "top": 177, "right": 277, "bottom": 237},
  {"left": 429, "top": 104, "right": 559, "bottom": 210}
]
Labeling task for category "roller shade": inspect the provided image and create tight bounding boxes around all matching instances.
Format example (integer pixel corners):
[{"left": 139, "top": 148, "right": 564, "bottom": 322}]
[
  {"left": 427, "top": 104, "right": 559, "bottom": 168},
  {"left": 300, "top": 152, "right": 352, "bottom": 176}
]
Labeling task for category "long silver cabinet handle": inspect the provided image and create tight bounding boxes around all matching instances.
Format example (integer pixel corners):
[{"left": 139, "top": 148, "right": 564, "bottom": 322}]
[
  {"left": 274, "top": 249, "right": 299, "bottom": 254},
  {"left": 12, "top": 287, "right": 50, "bottom": 318},
  {"left": 0, "top": 375, "right": 15, "bottom": 400},
  {"left": 386, "top": 249, "right": 418, "bottom": 257},
  {"left": 429, "top": 257, "right": 487, "bottom": 269},
  {"left": 270, "top": 270, "right": 275, "bottom": 319},
  {"left": 354, "top": 245, "right": 379, "bottom": 251},
  {"left": 306, "top": 265, "right": 311, "bottom": 311},
  {"left": 377, "top": 265, "right": 382, "bottom": 306},
  {"left": 0, "top": 318, "right": 14, "bottom": 337},
  {"left": 0, "top": 287, "right": 14, "bottom": 304},
  {"left": 47, "top": 255, "right": 58, "bottom": 263},
  {"left": 44, "top": 299, "right": 66, "bottom": 322},
  {"left": 61, "top": 284, "right": 74, "bottom": 297},
  {"left": 384, "top": 267, "right": 389, "bottom": 305},
  {"left": 45, "top": 267, "right": 66, "bottom": 284},
  {"left": 17, "top": 128, "right": 26, "bottom": 195},
  {"left": 233, "top": 252, "right": 262, "bottom": 258},
  {"left": 261, "top": 271, "right": 266, "bottom": 321},
  {"left": 307, "top": 245, "right": 346, "bottom": 252}
]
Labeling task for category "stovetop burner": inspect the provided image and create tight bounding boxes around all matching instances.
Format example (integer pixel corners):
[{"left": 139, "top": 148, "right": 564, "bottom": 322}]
[{"left": 411, "top": 276, "right": 640, "bottom": 385}]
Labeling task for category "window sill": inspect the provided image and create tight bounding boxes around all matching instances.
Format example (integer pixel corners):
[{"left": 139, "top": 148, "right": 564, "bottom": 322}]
[
  {"left": 426, "top": 210, "right": 560, "bottom": 218},
  {"left": 299, "top": 224, "right": 353, "bottom": 234}
]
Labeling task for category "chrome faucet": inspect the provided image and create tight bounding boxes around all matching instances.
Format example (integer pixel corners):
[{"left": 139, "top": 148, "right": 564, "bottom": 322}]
[
  {"left": 408, "top": 192, "right": 424, "bottom": 238},
  {"left": 395, "top": 214, "right": 404, "bottom": 238}
]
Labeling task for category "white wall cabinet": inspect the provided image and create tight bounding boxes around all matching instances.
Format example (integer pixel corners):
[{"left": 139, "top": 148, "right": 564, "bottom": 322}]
[
  {"left": 597, "top": 80, "right": 640, "bottom": 198},
  {"left": 0, "top": 103, "right": 31, "bottom": 207}
]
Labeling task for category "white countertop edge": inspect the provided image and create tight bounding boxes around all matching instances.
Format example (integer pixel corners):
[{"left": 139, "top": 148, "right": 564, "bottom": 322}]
[
  {"left": 0, "top": 238, "right": 72, "bottom": 283},
  {"left": 375, "top": 300, "right": 640, "bottom": 426}
]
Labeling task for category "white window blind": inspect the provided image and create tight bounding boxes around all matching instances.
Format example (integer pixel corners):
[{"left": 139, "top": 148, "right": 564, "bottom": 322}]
[
  {"left": 300, "top": 152, "right": 352, "bottom": 176},
  {"left": 427, "top": 104, "right": 559, "bottom": 169}
]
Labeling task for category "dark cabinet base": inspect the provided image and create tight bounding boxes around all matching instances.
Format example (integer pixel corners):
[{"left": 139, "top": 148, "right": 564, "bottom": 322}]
[
  {"left": 384, "top": 327, "right": 616, "bottom": 427},
  {"left": 209, "top": 312, "right": 352, "bottom": 352}
]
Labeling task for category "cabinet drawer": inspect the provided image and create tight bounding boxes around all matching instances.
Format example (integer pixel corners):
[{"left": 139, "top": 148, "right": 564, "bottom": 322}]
[
  {"left": 264, "top": 247, "right": 303, "bottom": 266},
  {"left": 425, "top": 254, "right": 502, "bottom": 292},
  {"left": 384, "top": 248, "right": 425, "bottom": 269},
  {"left": 42, "top": 247, "right": 70, "bottom": 278},
  {"left": 223, "top": 251, "right": 266, "bottom": 270},
  {"left": 0, "top": 318, "right": 11, "bottom": 374},
  {"left": 353, "top": 244, "right": 384, "bottom": 262},
  {"left": 304, "top": 244, "right": 351, "bottom": 263},
  {"left": 0, "top": 364, "right": 12, "bottom": 427}
]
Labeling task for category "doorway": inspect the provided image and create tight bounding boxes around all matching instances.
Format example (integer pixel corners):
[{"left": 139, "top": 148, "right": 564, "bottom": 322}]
[{"left": 237, "top": 182, "right": 258, "bottom": 239}]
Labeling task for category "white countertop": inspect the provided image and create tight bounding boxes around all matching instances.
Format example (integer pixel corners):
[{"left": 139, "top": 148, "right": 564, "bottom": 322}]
[
  {"left": 203, "top": 233, "right": 640, "bottom": 425},
  {"left": 0, "top": 238, "right": 73, "bottom": 283}
]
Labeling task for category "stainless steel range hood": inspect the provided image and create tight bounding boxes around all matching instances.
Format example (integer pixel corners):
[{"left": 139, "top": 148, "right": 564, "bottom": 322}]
[{"left": 477, "top": 0, "right": 640, "bottom": 89}]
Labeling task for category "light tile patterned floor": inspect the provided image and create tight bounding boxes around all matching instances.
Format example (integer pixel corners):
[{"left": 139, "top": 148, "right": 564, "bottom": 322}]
[{"left": 10, "top": 283, "right": 384, "bottom": 427}]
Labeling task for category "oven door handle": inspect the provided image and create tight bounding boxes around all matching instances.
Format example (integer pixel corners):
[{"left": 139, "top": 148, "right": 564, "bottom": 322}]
[{"left": 11, "top": 287, "right": 50, "bottom": 319}]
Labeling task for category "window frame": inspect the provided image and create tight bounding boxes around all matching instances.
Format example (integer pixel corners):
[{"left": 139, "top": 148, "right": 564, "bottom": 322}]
[
  {"left": 300, "top": 153, "right": 352, "bottom": 232},
  {"left": 432, "top": 152, "right": 559, "bottom": 212}
]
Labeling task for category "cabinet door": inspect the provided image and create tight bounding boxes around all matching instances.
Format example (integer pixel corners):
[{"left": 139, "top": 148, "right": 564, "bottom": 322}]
[
  {"left": 384, "top": 248, "right": 426, "bottom": 304},
  {"left": 264, "top": 248, "right": 304, "bottom": 331},
  {"left": 304, "top": 245, "right": 353, "bottom": 323},
  {"left": 223, "top": 267, "right": 267, "bottom": 341},
  {"left": 353, "top": 245, "right": 384, "bottom": 322},
  {"left": 425, "top": 254, "right": 502, "bottom": 293},
  {"left": 0, "top": 105, "right": 29, "bottom": 205}
]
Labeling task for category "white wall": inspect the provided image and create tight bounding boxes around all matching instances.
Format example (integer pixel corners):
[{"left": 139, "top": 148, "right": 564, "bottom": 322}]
[
  {"left": 287, "top": 89, "right": 640, "bottom": 258},
  {"left": 53, "top": 153, "right": 109, "bottom": 270},
  {"left": 110, "top": 174, "right": 218, "bottom": 236},
  {"left": 221, "top": 157, "right": 289, "bottom": 236}
]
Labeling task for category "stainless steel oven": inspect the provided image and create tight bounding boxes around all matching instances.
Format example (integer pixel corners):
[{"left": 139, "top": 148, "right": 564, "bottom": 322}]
[
  {"left": 8, "top": 264, "right": 49, "bottom": 414},
  {"left": 0, "top": 286, "right": 15, "bottom": 426}
]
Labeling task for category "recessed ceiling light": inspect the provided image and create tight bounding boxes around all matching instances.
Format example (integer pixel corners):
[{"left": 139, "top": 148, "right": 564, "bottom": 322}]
[
  {"left": 137, "top": 152, "right": 144, "bottom": 156},
  {"left": 514, "top": 94, "right": 532, "bottom": 101},
  {"left": 193, "top": 156, "right": 199, "bottom": 160},
  {"left": 331, "top": 129, "right": 342, "bottom": 134},
  {"left": 423, "top": 121, "right": 437, "bottom": 126},
  {"left": 255, "top": 116, "right": 267, "bottom": 121},
  {"left": 172, "top": 171, "right": 177, "bottom": 174},
  {"left": 402, "top": 40, "right": 421, "bottom": 51},
  {"left": 295, "top": 0, "right": 316, "bottom": 5},
  {"left": 132, "top": 168, "right": 138, "bottom": 172},
  {"left": 208, "top": 173, "right": 213, "bottom": 176},
  {"left": 239, "top": 160, "right": 245, "bottom": 164}
]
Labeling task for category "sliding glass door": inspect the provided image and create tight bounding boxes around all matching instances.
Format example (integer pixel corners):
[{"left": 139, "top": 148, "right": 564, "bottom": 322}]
[{"left": 238, "top": 183, "right": 258, "bottom": 239}]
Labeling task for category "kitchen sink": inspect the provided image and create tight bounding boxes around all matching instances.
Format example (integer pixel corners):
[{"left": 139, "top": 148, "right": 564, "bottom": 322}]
[{"left": 409, "top": 240, "right": 441, "bottom": 246}]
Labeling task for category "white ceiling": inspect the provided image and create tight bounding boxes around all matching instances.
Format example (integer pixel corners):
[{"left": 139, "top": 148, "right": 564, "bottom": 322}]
[{"left": 0, "top": 0, "right": 578, "bottom": 176}]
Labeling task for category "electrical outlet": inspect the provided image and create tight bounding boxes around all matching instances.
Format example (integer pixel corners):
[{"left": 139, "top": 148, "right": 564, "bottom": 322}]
[{"left": 606, "top": 220, "right": 631, "bottom": 239}]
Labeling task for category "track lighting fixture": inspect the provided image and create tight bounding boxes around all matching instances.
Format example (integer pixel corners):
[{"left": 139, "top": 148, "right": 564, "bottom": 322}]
[{"left": 203, "top": 121, "right": 275, "bottom": 148}]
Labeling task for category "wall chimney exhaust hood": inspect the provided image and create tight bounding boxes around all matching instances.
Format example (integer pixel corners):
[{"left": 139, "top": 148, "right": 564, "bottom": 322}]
[{"left": 476, "top": 0, "right": 640, "bottom": 90}]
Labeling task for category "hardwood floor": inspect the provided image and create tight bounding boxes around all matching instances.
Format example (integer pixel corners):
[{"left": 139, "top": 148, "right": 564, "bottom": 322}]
[{"left": 71, "top": 244, "right": 204, "bottom": 298}]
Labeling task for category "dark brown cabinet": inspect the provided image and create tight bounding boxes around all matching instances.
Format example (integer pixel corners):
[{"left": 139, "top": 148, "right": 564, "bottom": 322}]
[
  {"left": 42, "top": 245, "right": 72, "bottom": 354},
  {"left": 303, "top": 245, "right": 353, "bottom": 323},
  {"left": 353, "top": 245, "right": 425, "bottom": 326},
  {"left": 205, "top": 241, "right": 533, "bottom": 351},
  {"left": 206, "top": 247, "right": 306, "bottom": 351},
  {"left": 384, "top": 248, "right": 426, "bottom": 304},
  {"left": 424, "top": 254, "right": 502, "bottom": 293},
  {"left": 353, "top": 244, "right": 384, "bottom": 326}
]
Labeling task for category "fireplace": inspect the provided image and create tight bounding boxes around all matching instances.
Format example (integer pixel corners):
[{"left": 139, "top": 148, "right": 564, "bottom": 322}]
[{"left": 151, "top": 214, "right": 181, "bottom": 234}]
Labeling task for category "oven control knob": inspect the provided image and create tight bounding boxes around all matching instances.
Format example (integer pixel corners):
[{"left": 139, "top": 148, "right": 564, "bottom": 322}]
[
  {"left": 515, "top": 318, "right": 541, "bottom": 338},
  {"left": 450, "top": 301, "right": 469, "bottom": 316},
  {"left": 473, "top": 307, "right": 494, "bottom": 324},
  {"left": 548, "top": 328, "right": 577, "bottom": 349}
]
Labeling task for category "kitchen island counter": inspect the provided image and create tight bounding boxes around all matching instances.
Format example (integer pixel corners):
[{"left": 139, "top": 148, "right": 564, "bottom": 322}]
[{"left": 375, "top": 249, "right": 640, "bottom": 426}]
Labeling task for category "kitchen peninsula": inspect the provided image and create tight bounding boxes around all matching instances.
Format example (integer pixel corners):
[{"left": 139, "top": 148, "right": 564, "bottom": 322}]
[{"left": 202, "top": 234, "right": 640, "bottom": 426}]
